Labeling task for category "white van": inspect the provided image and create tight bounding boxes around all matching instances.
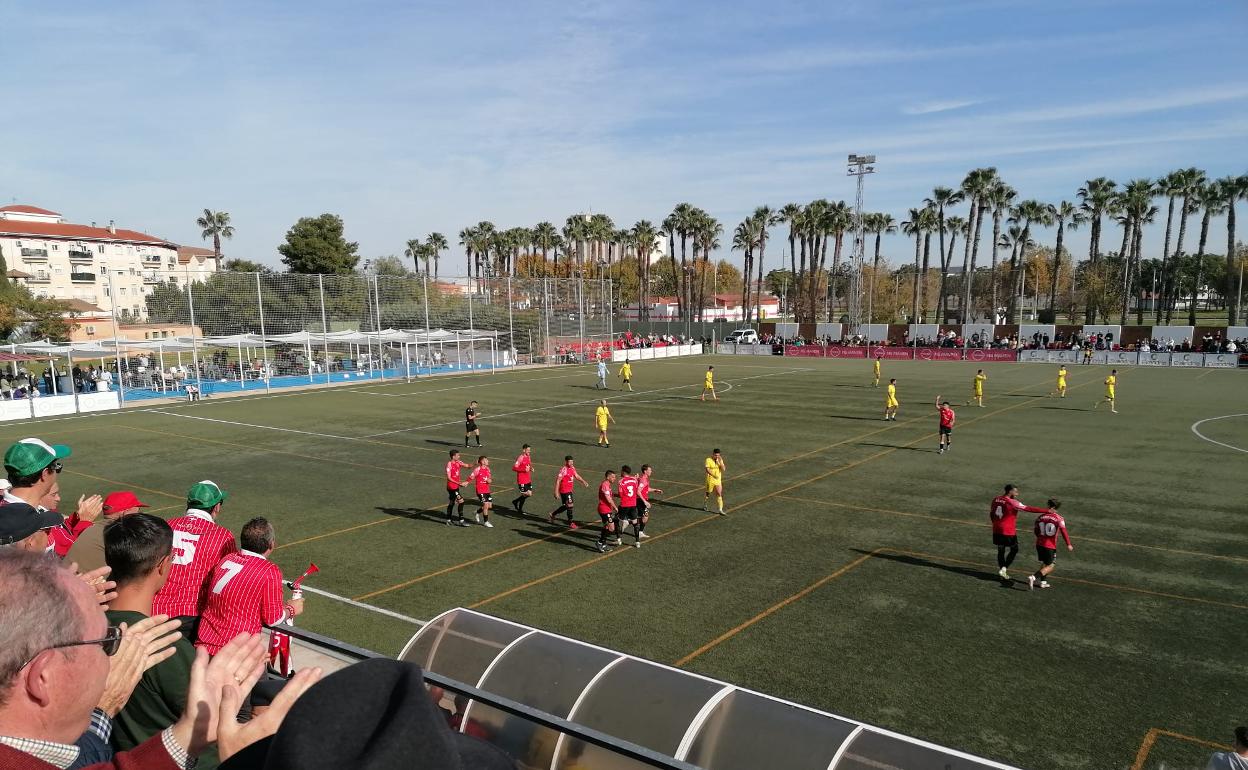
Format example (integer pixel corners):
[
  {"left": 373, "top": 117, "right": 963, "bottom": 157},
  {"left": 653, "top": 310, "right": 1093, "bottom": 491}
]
[{"left": 724, "top": 328, "right": 760, "bottom": 344}]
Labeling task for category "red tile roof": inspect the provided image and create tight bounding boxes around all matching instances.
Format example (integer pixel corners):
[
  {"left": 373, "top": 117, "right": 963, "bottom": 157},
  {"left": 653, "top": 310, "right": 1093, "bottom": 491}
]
[
  {"left": 0, "top": 218, "right": 175, "bottom": 247},
  {"left": 6, "top": 269, "right": 32, "bottom": 279},
  {"left": 0, "top": 205, "right": 61, "bottom": 216},
  {"left": 177, "top": 245, "right": 217, "bottom": 264},
  {"left": 62, "top": 299, "right": 106, "bottom": 313}
]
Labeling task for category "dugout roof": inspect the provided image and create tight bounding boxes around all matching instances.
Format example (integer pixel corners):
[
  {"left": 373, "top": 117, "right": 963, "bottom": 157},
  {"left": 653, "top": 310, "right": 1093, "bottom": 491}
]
[{"left": 399, "top": 608, "right": 1019, "bottom": 770}]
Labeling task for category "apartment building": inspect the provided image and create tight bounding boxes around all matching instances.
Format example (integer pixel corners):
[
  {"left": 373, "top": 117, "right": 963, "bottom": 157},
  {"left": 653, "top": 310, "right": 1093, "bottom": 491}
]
[{"left": 0, "top": 204, "right": 219, "bottom": 319}]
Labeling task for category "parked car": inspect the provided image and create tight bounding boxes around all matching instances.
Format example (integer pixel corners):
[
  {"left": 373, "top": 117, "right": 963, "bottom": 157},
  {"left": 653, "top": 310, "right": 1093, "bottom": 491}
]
[{"left": 724, "top": 328, "right": 760, "bottom": 344}]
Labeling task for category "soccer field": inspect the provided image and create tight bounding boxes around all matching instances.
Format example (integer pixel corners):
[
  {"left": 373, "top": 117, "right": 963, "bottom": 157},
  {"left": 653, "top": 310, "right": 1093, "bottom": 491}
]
[{"left": 9, "top": 355, "right": 1246, "bottom": 769}]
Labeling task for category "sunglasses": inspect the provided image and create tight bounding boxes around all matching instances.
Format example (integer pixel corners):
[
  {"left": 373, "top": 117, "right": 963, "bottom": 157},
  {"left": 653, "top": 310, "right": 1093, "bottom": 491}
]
[
  {"left": 47, "top": 460, "right": 64, "bottom": 474},
  {"left": 19, "top": 625, "right": 123, "bottom": 669}
]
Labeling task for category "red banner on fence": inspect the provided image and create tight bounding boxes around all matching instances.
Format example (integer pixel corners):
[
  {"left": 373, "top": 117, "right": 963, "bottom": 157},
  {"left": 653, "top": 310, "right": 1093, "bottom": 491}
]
[
  {"left": 823, "top": 346, "right": 868, "bottom": 359},
  {"left": 783, "top": 345, "right": 827, "bottom": 357},
  {"left": 871, "top": 347, "right": 915, "bottom": 360},
  {"left": 915, "top": 348, "right": 963, "bottom": 361},
  {"left": 964, "top": 349, "right": 1018, "bottom": 362}
]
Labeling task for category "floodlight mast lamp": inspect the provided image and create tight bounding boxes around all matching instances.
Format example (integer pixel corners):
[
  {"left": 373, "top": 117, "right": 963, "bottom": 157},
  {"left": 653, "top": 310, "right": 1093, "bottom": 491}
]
[{"left": 846, "top": 154, "right": 876, "bottom": 334}]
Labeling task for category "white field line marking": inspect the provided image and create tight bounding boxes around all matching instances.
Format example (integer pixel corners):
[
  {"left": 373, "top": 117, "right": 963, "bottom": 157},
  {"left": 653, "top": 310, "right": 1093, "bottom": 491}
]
[
  {"left": 360, "top": 368, "right": 809, "bottom": 437},
  {"left": 141, "top": 410, "right": 363, "bottom": 442},
  {"left": 344, "top": 370, "right": 597, "bottom": 397},
  {"left": 622, "top": 382, "right": 734, "bottom": 404},
  {"left": 1190, "top": 413, "right": 1248, "bottom": 454},
  {"left": 299, "top": 585, "right": 426, "bottom": 625}
]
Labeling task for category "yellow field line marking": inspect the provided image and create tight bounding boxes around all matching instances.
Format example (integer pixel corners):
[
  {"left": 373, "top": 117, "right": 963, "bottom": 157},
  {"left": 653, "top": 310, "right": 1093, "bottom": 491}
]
[
  {"left": 63, "top": 470, "right": 185, "bottom": 500},
  {"left": 146, "top": 504, "right": 182, "bottom": 514},
  {"left": 887, "top": 548, "right": 1248, "bottom": 611},
  {"left": 775, "top": 494, "right": 1248, "bottom": 564},
  {"left": 1131, "top": 727, "right": 1231, "bottom": 770},
  {"left": 450, "top": 374, "right": 1094, "bottom": 609},
  {"left": 672, "top": 549, "right": 883, "bottom": 667},
  {"left": 276, "top": 516, "right": 403, "bottom": 551}
]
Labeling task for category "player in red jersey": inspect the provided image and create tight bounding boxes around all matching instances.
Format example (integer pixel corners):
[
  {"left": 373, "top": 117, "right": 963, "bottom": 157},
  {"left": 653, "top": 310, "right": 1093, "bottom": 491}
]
[
  {"left": 617, "top": 465, "right": 641, "bottom": 547},
  {"left": 989, "top": 484, "right": 1052, "bottom": 582},
  {"left": 595, "top": 470, "right": 619, "bottom": 553},
  {"left": 549, "top": 455, "right": 588, "bottom": 529},
  {"left": 469, "top": 456, "right": 494, "bottom": 528},
  {"left": 196, "top": 517, "right": 303, "bottom": 656},
  {"left": 935, "top": 396, "right": 956, "bottom": 454},
  {"left": 445, "top": 449, "right": 469, "bottom": 527},
  {"left": 636, "top": 464, "right": 662, "bottom": 542},
  {"left": 510, "top": 444, "right": 533, "bottom": 515},
  {"left": 152, "top": 480, "right": 237, "bottom": 637},
  {"left": 1028, "top": 500, "right": 1073, "bottom": 590}
]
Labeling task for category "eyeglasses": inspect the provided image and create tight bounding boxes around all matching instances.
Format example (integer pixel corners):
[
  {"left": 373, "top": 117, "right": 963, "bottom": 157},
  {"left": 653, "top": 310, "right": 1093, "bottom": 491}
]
[
  {"left": 19, "top": 625, "right": 123, "bottom": 669},
  {"left": 47, "top": 460, "right": 64, "bottom": 474}
]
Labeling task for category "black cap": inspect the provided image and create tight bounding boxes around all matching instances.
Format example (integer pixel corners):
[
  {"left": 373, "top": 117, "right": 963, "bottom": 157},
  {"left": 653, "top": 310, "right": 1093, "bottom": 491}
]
[
  {"left": 220, "top": 659, "right": 516, "bottom": 770},
  {"left": 0, "top": 502, "right": 63, "bottom": 545}
]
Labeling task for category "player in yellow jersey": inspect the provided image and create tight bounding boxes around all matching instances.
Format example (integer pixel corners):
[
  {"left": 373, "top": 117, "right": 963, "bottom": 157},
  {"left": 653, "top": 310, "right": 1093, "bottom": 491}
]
[
  {"left": 1048, "top": 365, "right": 1068, "bottom": 398},
  {"left": 1093, "top": 369, "right": 1118, "bottom": 413},
  {"left": 703, "top": 448, "right": 726, "bottom": 515},
  {"left": 700, "top": 365, "right": 718, "bottom": 401},
  {"left": 968, "top": 369, "right": 987, "bottom": 407},
  {"left": 618, "top": 359, "right": 634, "bottom": 392},
  {"left": 595, "top": 400, "right": 616, "bottom": 447},
  {"left": 884, "top": 378, "right": 900, "bottom": 420},
  {"left": 872, "top": 355, "right": 882, "bottom": 386}
]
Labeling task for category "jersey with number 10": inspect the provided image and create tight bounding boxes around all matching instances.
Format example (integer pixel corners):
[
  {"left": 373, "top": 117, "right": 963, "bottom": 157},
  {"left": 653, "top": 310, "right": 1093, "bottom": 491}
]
[
  {"left": 195, "top": 551, "right": 287, "bottom": 655},
  {"left": 1034, "top": 511, "right": 1071, "bottom": 549},
  {"left": 152, "top": 513, "right": 238, "bottom": 618}
]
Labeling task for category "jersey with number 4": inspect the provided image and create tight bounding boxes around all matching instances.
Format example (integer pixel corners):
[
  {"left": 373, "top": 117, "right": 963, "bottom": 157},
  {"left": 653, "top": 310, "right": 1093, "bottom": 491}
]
[
  {"left": 195, "top": 551, "right": 287, "bottom": 655},
  {"left": 989, "top": 495, "right": 1047, "bottom": 537},
  {"left": 152, "top": 513, "right": 238, "bottom": 618},
  {"left": 1034, "top": 511, "right": 1071, "bottom": 549}
]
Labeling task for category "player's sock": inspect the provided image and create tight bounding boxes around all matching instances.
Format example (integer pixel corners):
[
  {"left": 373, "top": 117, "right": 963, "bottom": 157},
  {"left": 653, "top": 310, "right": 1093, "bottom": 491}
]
[
  {"left": 996, "top": 547, "right": 1007, "bottom": 568},
  {"left": 565, "top": 509, "right": 575, "bottom": 523},
  {"left": 457, "top": 502, "right": 465, "bottom": 519},
  {"left": 446, "top": 502, "right": 455, "bottom": 520},
  {"left": 716, "top": 495, "right": 724, "bottom": 513},
  {"left": 1006, "top": 546, "right": 1018, "bottom": 566}
]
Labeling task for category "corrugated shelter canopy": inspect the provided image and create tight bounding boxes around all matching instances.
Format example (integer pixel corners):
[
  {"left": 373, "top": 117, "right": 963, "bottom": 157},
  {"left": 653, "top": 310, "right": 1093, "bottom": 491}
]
[{"left": 399, "top": 609, "right": 1018, "bottom": 770}]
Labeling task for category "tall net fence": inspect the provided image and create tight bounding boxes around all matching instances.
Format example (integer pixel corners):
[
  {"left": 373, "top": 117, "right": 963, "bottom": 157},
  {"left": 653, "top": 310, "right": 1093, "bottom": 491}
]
[{"left": 100, "top": 272, "right": 622, "bottom": 401}]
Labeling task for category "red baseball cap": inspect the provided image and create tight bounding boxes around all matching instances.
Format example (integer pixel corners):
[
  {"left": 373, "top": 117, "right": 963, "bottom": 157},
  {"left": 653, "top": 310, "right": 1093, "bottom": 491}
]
[{"left": 103, "top": 491, "right": 149, "bottom": 514}]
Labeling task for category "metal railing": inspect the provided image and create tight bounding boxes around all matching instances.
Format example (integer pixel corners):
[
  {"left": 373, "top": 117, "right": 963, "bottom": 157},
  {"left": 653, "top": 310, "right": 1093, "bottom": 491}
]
[{"left": 272, "top": 624, "right": 699, "bottom": 770}]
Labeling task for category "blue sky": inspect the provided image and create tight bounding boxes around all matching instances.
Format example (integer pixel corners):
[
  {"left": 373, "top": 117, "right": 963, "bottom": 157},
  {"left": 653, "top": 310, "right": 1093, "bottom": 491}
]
[{"left": 1, "top": 0, "right": 1245, "bottom": 270}]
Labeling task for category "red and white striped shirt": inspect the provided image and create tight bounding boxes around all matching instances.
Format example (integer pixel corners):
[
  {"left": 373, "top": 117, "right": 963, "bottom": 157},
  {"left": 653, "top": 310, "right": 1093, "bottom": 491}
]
[
  {"left": 195, "top": 550, "right": 287, "bottom": 655},
  {"left": 152, "top": 510, "right": 237, "bottom": 618}
]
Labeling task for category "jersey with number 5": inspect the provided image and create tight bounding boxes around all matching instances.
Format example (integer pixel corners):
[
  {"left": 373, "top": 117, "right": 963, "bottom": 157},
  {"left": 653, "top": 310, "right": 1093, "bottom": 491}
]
[
  {"left": 152, "top": 513, "right": 238, "bottom": 618},
  {"left": 195, "top": 551, "right": 287, "bottom": 655},
  {"left": 1034, "top": 511, "right": 1070, "bottom": 549}
]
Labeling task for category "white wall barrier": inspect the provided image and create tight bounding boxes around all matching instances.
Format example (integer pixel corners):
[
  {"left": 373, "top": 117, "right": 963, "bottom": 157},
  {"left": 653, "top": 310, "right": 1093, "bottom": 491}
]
[
  {"left": 815, "top": 323, "right": 844, "bottom": 340},
  {"left": 32, "top": 395, "right": 77, "bottom": 418},
  {"left": 909, "top": 324, "right": 940, "bottom": 341},
  {"left": 1019, "top": 324, "right": 1056, "bottom": 342},
  {"left": 1018, "top": 350, "right": 1048, "bottom": 363},
  {"left": 617, "top": 344, "right": 703, "bottom": 362},
  {"left": 1227, "top": 326, "right": 1248, "bottom": 341},
  {"left": 963, "top": 324, "right": 994, "bottom": 344},
  {"left": 1047, "top": 350, "right": 1081, "bottom": 363},
  {"left": 1204, "top": 353, "right": 1239, "bottom": 368},
  {"left": 1093, "top": 350, "right": 1136, "bottom": 365},
  {"left": 1169, "top": 351, "right": 1203, "bottom": 368},
  {"left": 1151, "top": 326, "right": 1195, "bottom": 345},
  {"left": 77, "top": 392, "right": 122, "bottom": 412},
  {"left": 0, "top": 400, "right": 34, "bottom": 422},
  {"left": 1137, "top": 352, "right": 1170, "bottom": 367},
  {"left": 1083, "top": 325, "right": 1122, "bottom": 343},
  {"left": 774, "top": 323, "right": 799, "bottom": 338}
]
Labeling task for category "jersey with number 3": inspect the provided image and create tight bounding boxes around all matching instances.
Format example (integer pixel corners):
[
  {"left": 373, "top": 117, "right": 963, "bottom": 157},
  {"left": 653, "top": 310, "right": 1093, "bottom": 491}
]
[
  {"left": 195, "top": 551, "right": 287, "bottom": 655},
  {"left": 152, "top": 513, "right": 238, "bottom": 618}
]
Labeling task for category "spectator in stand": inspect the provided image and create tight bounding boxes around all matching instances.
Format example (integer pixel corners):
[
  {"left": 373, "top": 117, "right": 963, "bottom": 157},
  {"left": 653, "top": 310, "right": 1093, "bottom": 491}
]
[
  {"left": 195, "top": 517, "right": 303, "bottom": 657},
  {"left": 0, "top": 548, "right": 322, "bottom": 770},
  {"left": 152, "top": 481, "right": 237, "bottom": 639},
  {"left": 0, "top": 502, "right": 62, "bottom": 552},
  {"left": 104, "top": 513, "right": 221, "bottom": 769},
  {"left": 1205, "top": 726, "right": 1248, "bottom": 770},
  {"left": 3, "top": 439, "right": 72, "bottom": 510}
]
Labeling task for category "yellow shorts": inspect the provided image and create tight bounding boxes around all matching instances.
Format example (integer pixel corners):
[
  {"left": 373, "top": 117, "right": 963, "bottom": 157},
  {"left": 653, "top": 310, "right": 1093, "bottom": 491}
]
[
  {"left": 1057, "top": 381, "right": 1066, "bottom": 389},
  {"left": 596, "top": 421, "right": 608, "bottom": 431},
  {"left": 973, "top": 388, "right": 982, "bottom": 396},
  {"left": 1106, "top": 389, "right": 1115, "bottom": 399},
  {"left": 886, "top": 398, "right": 899, "bottom": 408},
  {"left": 706, "top": 478, "right": 720, "bottom": 493}
]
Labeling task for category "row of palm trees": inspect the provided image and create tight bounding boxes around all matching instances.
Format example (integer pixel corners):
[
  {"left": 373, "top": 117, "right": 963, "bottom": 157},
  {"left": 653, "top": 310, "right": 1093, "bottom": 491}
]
[{"left": 403, "top": 233, "right": 449, "bottom": 278}]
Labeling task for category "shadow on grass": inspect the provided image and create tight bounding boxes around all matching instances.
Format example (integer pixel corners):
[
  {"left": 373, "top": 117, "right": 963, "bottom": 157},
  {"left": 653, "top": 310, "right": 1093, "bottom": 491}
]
[
  {"left": 512, "top": 526, "right": 602, "bottom": 552},
  {"left": 856, "top": 442, "right": 931, "bottom": 453},
  {"left": 1037, "top": 405, "right": 1087, "bottom": 411},
  {"left": 374, "top": 505, "right": 445, "bottom": 524},
  {"left": 425, "top": 439, "right": 467, "bottom": 448},
  {"left": 651, "top": 499, "right": 706, "bottom": 512},
  {"left": 852, "top": 548, "right": 1017, "bottom": 589},
  {"left": 828, "top": 414, "right": 895, "bottom": 421},
  {"left": 548, "top": 438, "right": 598, "bottom": 447}
]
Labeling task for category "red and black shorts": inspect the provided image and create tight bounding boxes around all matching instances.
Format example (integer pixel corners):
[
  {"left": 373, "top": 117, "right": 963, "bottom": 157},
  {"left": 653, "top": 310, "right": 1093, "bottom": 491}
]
[
  {"left": 447, "top": 485, "right": 463, "bottom": 502},
  {"left": 939, "top": 425, "right": 952, "bottom": 436},
  {"left": 992, "top": 533, "right": 1018, "bottom": 548},
  {"left": 477, "top": 492, "right": 493, "bottom": 504},
  {"left": 598, "top": 510, "right": 616, "bottom": 525},
  {"left": 517, "top": 483, "right": 533, "bottom": 493},
  {"left": 560, "top": 492, "right": 575, "bottom": 507},
  {"left": 618, "top": 505, "right": 637, "bottom": 522},
  {"left": 1036, "top": 546, "right": 1057, "bottom": 566}
]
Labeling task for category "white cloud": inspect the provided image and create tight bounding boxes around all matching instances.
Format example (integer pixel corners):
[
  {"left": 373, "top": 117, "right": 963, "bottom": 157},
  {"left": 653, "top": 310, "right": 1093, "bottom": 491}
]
[{"left": 902, "top": 99, "right": 983, "bottom": 116}]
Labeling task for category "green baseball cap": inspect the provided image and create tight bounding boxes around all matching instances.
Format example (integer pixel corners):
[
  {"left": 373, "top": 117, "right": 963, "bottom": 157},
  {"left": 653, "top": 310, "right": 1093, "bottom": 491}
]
[
  {"left": 187, "top": 480, "right": 229, "bottom": 509},
  {"left": 4, "top": 438, "right": 71, "bottom": 477}
]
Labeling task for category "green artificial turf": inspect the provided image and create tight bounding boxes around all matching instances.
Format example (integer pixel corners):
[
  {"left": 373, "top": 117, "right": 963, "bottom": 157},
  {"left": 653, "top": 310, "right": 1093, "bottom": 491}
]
[{"left": 7, "top": 355, "right": 1245, "bottom": 769}]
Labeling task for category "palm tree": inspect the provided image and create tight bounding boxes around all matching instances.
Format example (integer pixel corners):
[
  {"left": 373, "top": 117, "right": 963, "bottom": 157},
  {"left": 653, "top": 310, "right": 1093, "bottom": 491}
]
[
  {"left": 822, "top": 201, "right": 852, "bottom": 321},
  {"left": 999, "top": 224, "right": 1033, "bottom": 321},
  {"left": 1007, "top": 200, "right": 1050, "bottom": 323},
  {"left": 943, "top": 215, "right": 967, "bottom": 319},
  {"left": 1166, "top": 168, "right": 1207, "bottom": 322},
  {"left": 919, "top": 206, "right": 938, "bottom": 321},
  {"left": 532, "top": 222, "right": 558, "bottom": 266},
  {"left": 958, "top": 168, "right": 997, "bottom": 321},
  {"left": 196, "top": 209, "right": 235, "bottom": 263},
  {"left": 458, "top": 227, "right": 476, "bottom": 281},
  {"left": 669, "top": 203, "right": 697, "bottom": 320},
  {"left": 404, "top": 239, "right": 425, "bottom": 275},
  {"left": 425, "top": 232, "right": 448, "bottom": 279},
  {"left": 732, "top": 220, "right": 754, "bottom": 322},
  {"left": 901, "top": 208, "right": 925, "bottom": 322},
  {"left": 692, "top": 212, "right": 722, "bottom": 321},
  {"left": 987, "top": 183, "right": 1017, "bottom": 320},
  {"left": 1046, "top": 202, "right": 1084, "bottom": 310},
  {"left": 750, "top": 206, "right": 779, "bottom": 325},
  {"left": 778, "top": 203, "right": 802, "bottom": 318},
  {"left": 925, "top": 187, "right": 964, "bottom": 321},
  {"left": 1112, "top": 180, "right": 1155, "bottom": 324},
  {"left": 1220, "top": 174, "right": 1248, "bottom": 324},
  {"left": 1188, "top": 182, "right": 1227, "bottom": 324},
  {"left": 660, "top": 212, "right": 682, "bottom": 318},
  {"left": 631, "top": 220, "right": 660, "bottom": 319},
  {"left": 1077, "top": 177, "right": 1117, "bottom": 322}
]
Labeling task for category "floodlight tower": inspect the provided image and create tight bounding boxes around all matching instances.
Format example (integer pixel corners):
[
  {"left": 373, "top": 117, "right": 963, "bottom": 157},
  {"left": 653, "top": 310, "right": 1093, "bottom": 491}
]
[{"left": 846, "top": 154, "right": 875, "bottom": 333}]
